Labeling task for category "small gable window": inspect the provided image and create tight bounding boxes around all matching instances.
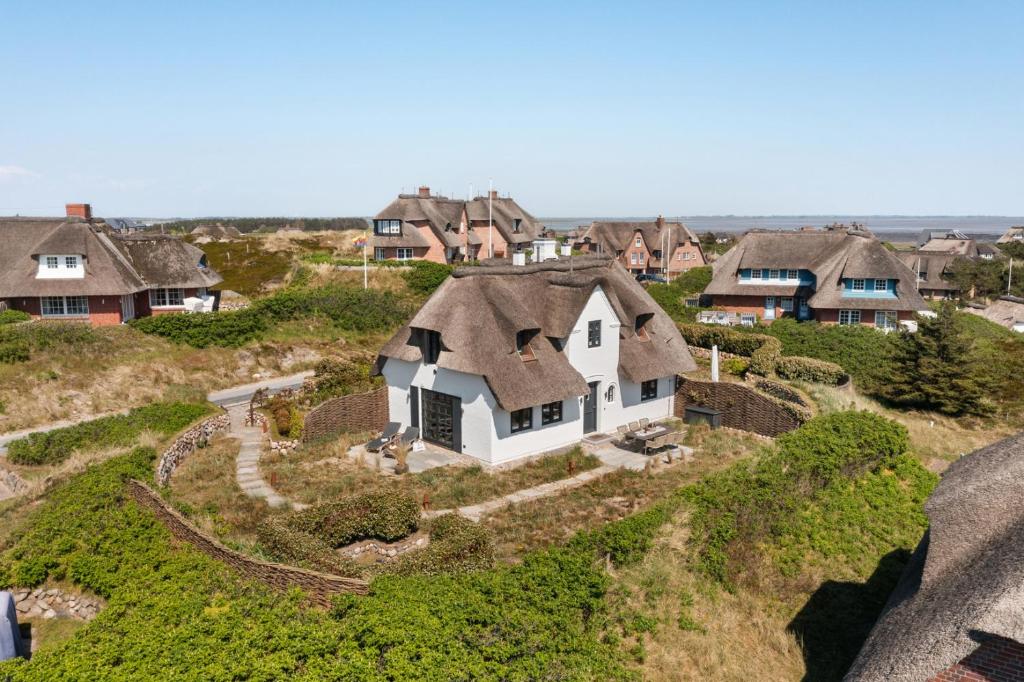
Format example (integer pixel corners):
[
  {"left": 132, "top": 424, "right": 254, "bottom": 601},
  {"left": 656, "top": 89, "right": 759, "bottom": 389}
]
[
  {"left": 46, "top": 256, "right": 59, "bottom": 269},
  {"left": 423, "top": 330, "right": 442, "bottom": 364},
  {"left": 513, "top": 218, "right": 522, "bottom": 233},
  {"left": 588, "top": 320, "right": 601, "bottom": 348},
  {"left": 510, "top": 407, "right": 533, "bottom": 433},
  {"left": 851, "top": 279, "right": 866, "bottom": 292},
  {"left": 541, "top": 401, "right": 562, "bottom": 425},
  {"left": 374, "top": 219, "right": 401, "bottom": 235},
  {"left": 635, "top": 236, "right": 642, "bottom": 248},
  {"left": 606, "top": 384, "right": 616, "bottom": 403},
  {"left": 874, "top": 279, "right": 888, "bottom": 292},
  {"left": 641, "top": 379, "right": 658, "bottom": 402}
]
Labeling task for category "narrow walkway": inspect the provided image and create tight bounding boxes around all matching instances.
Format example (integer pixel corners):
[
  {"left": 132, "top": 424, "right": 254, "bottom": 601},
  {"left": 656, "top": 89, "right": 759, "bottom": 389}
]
[{"left": 228, "top": 404, "right": 293, "bottom": 509}]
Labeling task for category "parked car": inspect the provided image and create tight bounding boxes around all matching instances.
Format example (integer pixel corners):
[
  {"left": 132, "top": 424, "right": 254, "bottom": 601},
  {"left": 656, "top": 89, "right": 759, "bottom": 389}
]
[{"left": 635, "top": 273, "right": 667, "bottom": 284}]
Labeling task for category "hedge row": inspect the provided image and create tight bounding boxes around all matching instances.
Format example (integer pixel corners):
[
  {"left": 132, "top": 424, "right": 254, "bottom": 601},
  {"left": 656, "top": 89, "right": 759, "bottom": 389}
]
[
  {"left": 6, "top": 402, "right": 214, "bottom": 465},
  {"left": 679, "top": 322, "right": 847, "bottom": 385},
  {"left": 382, "top": 514, "right": 496, "bottom": 576},
  {"left": 281, "top": 490, "right": 420, "bottom": 547},
  {"left": 0, "top": 309, "right": 31, "bottom": 325},
  {"left": 0, "top": 321, "right": 104, "bottom": 364},
  {"left": 130, "top": 284, "right": 411, "bottom": 348}
]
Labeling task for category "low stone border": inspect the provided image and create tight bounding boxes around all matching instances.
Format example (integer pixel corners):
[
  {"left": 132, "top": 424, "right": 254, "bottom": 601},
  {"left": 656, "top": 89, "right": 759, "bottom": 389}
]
[
  {"left": 1, "top": 468, "right": 29, "bottom": 495},
  {"left": 11, "top": 587, "right": 103, "bottom": 621},
  {"left": 338, "top": 533, "right": 429, "bottom": 561},
  {"left": 127, "top": 480, "right": 369, "bottom": 604},
  {"left": 156, "top": 412, "right": 232, "bottom": 487}
]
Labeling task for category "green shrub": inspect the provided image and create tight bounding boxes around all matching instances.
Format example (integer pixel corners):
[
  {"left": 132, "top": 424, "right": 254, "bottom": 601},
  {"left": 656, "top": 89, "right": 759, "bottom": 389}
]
[
  {"left": 748, "top": 337, "right": 782, "bottom": 376},
  {"left": 683, "top": 411, "right": 910, "bottom": 586},
  {"left": 0, "top": 309, "right": 31, "bottom": 325},
  {"left": 129, "top": 309, "right": 267, "bottom": 348},
  {"left": 283, "top": 490, "right": 420, "bottom": 547},
  {"left": 304, "top": 357, "right": 382, "bottom": 405},
  {"left": 570, "top": 501, "right": 680, "bottom": 567},
  {"left": 384, "top": 514, "right": 496, "bottom": 576},
  {"left": 773, "top": 355, "right": 848, "bottom": 385},
  {"left": 6, "top": 402, "right": 213, "bottom": 465},
  {"left": 256, "top": 517, "right": 359, "bottom": 575},
  {"left": 678, "top": 323, "right": 777, "bottom": 357},
  {"left": 401, "top": 260, "right": 453, "bottom": 295},
  {"left": 0, "top": 339, "right": 30, "bottom": 364}
]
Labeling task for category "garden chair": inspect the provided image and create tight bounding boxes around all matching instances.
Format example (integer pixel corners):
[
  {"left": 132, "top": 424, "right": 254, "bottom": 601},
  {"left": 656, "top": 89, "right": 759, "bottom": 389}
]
[
  {"left": 365, "top": 422, "right": 400, "bottom": 453},
  {"left": 639, "top": 417, "right": 650, "bottom": 429},
  {"left": 385, "top": 426, "right": 420, "bottom": 458},
  {"left": 628, "top": 420, "right": 641, "bottom": 432}
]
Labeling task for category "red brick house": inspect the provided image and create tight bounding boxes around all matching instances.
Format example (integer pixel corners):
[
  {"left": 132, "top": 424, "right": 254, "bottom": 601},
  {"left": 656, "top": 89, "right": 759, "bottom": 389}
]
[
  {"left": 576, "top": 217, "right": 706, "bottom": 276},
  {"left": 703, "top": 228, "right": 928, "bottom": 328},
  {"left": 370, "top": 187, "right": 544, "bottom": 264},
  {"left": 0, "top": 204, "right": 222, "bottom": 327},
  {"left": 845, "top": 431, "right": 1024, "bottom": 681}
]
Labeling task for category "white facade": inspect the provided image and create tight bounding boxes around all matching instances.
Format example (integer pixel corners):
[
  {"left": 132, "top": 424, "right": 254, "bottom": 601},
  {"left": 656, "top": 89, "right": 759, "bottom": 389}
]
[
  {"left": 381, "top": 286, "right": 677, "bottom": 465},
  {"left": 36, "top": 254, "right": 85, "bottom": 279}
]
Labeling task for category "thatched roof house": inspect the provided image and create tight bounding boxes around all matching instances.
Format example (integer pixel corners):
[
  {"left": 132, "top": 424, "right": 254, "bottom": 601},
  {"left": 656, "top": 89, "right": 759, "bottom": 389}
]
[
  {"left": 846, "top": 431, "right": 1024, "bottom": 681},
  {"left": 704, "top": 229, "right": 927, "bottom": 327},
  {"left": 0, "top": 204, "right": 221, "bottom": 325},
  {"left": 997, "top": 226, "right": 1024, "bottom": 244},
  {"left": 577, "top": 217, "right": 706, "bottom": 275},
  {"left": 370, "top": 186, "right": 543, "bottom": 264},
  {"left": 965, "top": 296, "right": 1024, "bottom": 333},
  {"left": 375, "top": 255, "right": 695, "bottom": 464},
  {"left": 894, "top": 251, "right": 961, "bottom": 300}
]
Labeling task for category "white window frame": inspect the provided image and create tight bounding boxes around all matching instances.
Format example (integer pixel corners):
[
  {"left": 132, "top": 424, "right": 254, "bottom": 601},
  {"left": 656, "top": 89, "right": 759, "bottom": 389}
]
[
  {"left": 635, "top": 236, "right": 642, "bottom": 248},
  {"left": 374, "top": 247, "right": 386, "bottom": 260},
  {"left": 769, "top": 269, "right": 780, "bottom": 280},
  {"left": 46, "top": 256, "right": 59, "bottom": 269},
  {"left": 874, "top": 278, "right": 888, "bottom": 292},
  {"left": 150, "top": 288, "right": 185, "bottom": 308},
  {"left": 64, "top": 255, "right": 79, "bottom": 269},
  {"left": 630, "top": 253, "right": 639, "bottom": 265},
  {"left": 40, "top": 295, "right": 89, "bottom": 318},
  {"left": 396, "top": 248, "right": 414, "bottom": 261},
  {"left": 751, "top": 269, "right": 762, "bottom": 280},
  {"left": 851, "top": 279, "right": 866, "bottom": 292},
  {"left": 839, "top": 310, "right": 862, "bottom": 325},
  {"left": 740, "top": 313, "right": 757, "bottom": 327},
  {"left": 875, "top": 311, "right": 898, "bottom": 330},
  {"left": 788, "top": 269, "right": 799, "bottom": 280}
]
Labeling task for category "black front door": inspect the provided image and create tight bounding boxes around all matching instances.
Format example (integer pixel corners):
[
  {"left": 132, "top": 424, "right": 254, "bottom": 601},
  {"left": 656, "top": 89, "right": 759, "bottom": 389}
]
[
  {"left": 421, "top": 389, "right": 461, "bottom": 451},
  {"left": 583, "top": 381, "right": 599, "bottom": 434}
]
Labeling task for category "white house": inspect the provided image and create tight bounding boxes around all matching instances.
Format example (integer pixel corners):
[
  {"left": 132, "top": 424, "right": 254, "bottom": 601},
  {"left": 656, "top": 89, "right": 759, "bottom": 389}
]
[{"left": 374, "top": 255, "right": 697, "bottom": 465}]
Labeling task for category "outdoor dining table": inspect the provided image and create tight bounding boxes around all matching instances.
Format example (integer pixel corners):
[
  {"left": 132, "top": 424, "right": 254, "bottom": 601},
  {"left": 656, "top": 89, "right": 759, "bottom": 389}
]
[{"left": 625, "top": 425, "right": 673, "bottom": 448}]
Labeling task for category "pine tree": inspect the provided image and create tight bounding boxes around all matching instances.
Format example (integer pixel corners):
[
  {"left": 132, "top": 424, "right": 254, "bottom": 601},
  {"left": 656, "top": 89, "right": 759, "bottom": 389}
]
[{"left": 882, "top": 303, "right": 991, "bottom": 416}]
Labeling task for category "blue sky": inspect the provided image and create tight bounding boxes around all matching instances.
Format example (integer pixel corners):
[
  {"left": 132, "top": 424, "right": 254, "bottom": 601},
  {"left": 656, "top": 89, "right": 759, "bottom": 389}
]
[{"left": 1, "top": 1, "right": 1021, "bottom": 217}]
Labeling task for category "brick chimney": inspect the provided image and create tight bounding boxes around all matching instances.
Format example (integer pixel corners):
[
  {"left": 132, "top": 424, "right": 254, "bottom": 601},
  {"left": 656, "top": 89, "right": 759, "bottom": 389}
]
[
  {"left": 418, "top": 186, "right": 430, "bottom": 198},
  {"left": 489, "top": 189, "right": 499, "bottom": 200},
  {"left": 66, "top": 203, "right": 92, "bottom": 221},
  {"left": 655, "top": 215, "right": 665, "bottom": 230}
]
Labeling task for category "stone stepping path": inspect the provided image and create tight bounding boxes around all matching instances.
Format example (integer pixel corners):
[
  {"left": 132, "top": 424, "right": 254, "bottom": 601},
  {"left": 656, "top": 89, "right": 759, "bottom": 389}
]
[{"left": 229, "top": 405, "right": 294, "bottom": 509}]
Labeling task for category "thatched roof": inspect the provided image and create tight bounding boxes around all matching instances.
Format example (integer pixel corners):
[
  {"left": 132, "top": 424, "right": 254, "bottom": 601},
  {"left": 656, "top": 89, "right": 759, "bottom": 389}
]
[
  {"left": 919, "top": 236, "right": 978, "bottom": 256},
  {"left": 465, "top": 195, "right": 544, "bottom": 245},
  {"left": 965, "top": 296, "right": 1024, "bottom": 330},
  {"left": 997, "top": 227, "right": 1024, "bottom": 244},
  {"left": 706, "top": 230, "right": 928, "bottom": 312},
  {"left": 376, "top": 255, "right": 696, "bottom": 412},
  {"left": 894, "top": 251, "right": 960, "bottom": 292},
  {"left": 0, "top": 216, "right": 221, "bottom": 297},
  {"left": 845, "top": 431, "right": 1024, "bottom": 681},
  {"left": 579, "top": 220, "right": 701, "bottom": 260},
  {"left": 373, "top": 194, "right": 467, "bottom": 249}
]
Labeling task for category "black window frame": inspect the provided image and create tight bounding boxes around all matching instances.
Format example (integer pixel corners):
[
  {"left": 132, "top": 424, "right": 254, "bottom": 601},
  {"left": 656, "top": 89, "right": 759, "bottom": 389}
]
[
  {"left": 587, "top": 320, "right": 601, "bottom": 348},
  {"left": 640, "top": 379, "right": 658, "bottom": 401},
  {"left": 510, "top": 407, "right": 533, "bottom": 433},
  {"left": 423, "top": 330, "right": 442, "bottom": 364},
  {"left": 541, "top": 401, "right": 562, "bottom": 425}
]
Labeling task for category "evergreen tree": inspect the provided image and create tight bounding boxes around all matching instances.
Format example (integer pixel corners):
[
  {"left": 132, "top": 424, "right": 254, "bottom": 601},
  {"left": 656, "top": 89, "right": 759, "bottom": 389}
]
[{"left": 881, "top": 303, "right": 991, "bottom": 416}]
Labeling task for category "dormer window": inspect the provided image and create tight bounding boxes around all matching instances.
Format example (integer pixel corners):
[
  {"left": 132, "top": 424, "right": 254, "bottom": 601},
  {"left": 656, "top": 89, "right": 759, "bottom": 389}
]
[
  {"left": 635, "top": 313, "right": 653, "bottom": 341},
  {"left": 513, "top": 218, "right": 522, "bottom": 233},
  {"left": 374, "top": 219, "right": 401, "bottom": 235},
  {"left": 423, "top": 330, "right": 442, "bottom": 364},
  {"left": 37, "top": 254, "right": 85, "bottom": 279},
  {"left": 516, "top": 329, "right": 538, "bottom": 361}
]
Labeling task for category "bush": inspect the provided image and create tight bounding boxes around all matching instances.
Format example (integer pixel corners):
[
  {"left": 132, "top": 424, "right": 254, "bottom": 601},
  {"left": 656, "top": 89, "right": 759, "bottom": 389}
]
[
  {"left": 678, "top": 323, "right": 778, "bottom": 357},
  {"left": 6, "top": 402, "right": 213, "bottom": 465},
  {"left": 401, "top": 260, "right": 453, "bottom": 295},
  {"left": 304, "top": 357, "right": 382, "bottom": 405},
  {"left": 748, "top": 337, "right": 782, "bottom": 376},
  {"left": 773, "top": 356, "right": 848, "bottom": 385},
  {"left": 283, "top": 490, "right": 420, "bottom": 547},
  {"left": 256, "top": 518, "right": 359, "bottom": 575},
  {"left": 0, "top": 339, "right": 30, "bottom": 364},
  {"left": 129, "top": 309, "right": 267, "bottom": 348},
  {"left": 570, "top": 501, "right": 680, "bottom": 567},
  {"left": 683, "top": 411, "right": 910, "bottom": 586},
  {"left": 384, "top": 514, "right": 496, "bottom": 576},
  {"left": 0, "top": 309, "right": 31, "bottom": 325}
]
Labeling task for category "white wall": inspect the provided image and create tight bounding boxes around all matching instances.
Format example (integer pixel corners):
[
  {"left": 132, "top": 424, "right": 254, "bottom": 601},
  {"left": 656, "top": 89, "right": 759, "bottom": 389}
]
[{"left": 381, "top": 285, "right": 676, "bottom": 465}]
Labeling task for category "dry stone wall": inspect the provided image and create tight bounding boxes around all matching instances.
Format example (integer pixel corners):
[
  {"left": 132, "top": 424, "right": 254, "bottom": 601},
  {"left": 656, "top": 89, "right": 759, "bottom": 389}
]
[
  {"left": 11, "top": 587, "right": 102, "bottom": 621},
  {"left": 675, "top": 377, "right": 807, "bottom": 437},
  {"left": 126, "top": 480, "right": 369, "bottom": 604},
  {"left": 156, "top": 412, "right": 231, "bottom": 486},
  {"left": 302, "top": 386, "right": 389, "bottom": 443}
]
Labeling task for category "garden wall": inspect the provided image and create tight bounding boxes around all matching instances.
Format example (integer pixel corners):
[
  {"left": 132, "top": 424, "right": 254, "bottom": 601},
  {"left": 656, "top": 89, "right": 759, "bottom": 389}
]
[
  {"left": 127, "top": 480, "right": 369, "bottom": 604},
  {"left": 302, "top": 386, "right": 389, "bottom": 443},
  {"left": 156, "top": 412, "right": 232, "bottom": 486},
  {"left": 674, "top": 377, "right": 807, "bottom": 437}
]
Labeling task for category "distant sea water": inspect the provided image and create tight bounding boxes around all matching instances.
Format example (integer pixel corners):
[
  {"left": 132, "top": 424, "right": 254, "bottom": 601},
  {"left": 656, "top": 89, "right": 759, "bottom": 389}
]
[{"left": 540, "top": 216, "right": 1023, "bottom": 243}]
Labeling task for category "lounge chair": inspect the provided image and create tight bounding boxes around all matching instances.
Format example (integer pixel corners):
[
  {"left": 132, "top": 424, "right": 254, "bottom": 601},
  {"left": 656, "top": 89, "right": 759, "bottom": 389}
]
[
  {"left": 384, "top": 426, "right": 420, "bottom": 457},
  {"left": 365, "top": 422, "right": 400, "bottom": 453}
]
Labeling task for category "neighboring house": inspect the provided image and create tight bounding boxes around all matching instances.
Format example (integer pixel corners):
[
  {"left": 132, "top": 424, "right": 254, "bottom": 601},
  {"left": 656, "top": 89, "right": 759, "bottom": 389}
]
[
  {"left": 917, "top": 229, "right": 976, "bottom": 255},
  {"left": 576, "top": 217, "right": 706, "bottom": 276},
  {"left": 845, "top": 431, "right": 1024, "bottom": 682},
  {"left": 894, "top": 252, "right": 962, "bottom": 300},
  {"left": 0, "top": 204, "right": 222, "bottom": 326},
  {"left": 370, "top": 186, "right": 544, "bottom": 264},
  {"left": 976, "top": 243, "right": 1003, "bottom": 260},
  {"left": 966, "top": 296, "right": 1024, "bottom": 333},
  {"left": 374, "top": 255, "right": 696, "bottom": 464},
  {"left": 997, "top": 226, "right": 1024, "bottom": 244},
  {"left": 704, "top": 228, "right": 928, "bottom": 328},
  {"left": 104, "top": 217, "right": 148, "bottom": 234}
]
